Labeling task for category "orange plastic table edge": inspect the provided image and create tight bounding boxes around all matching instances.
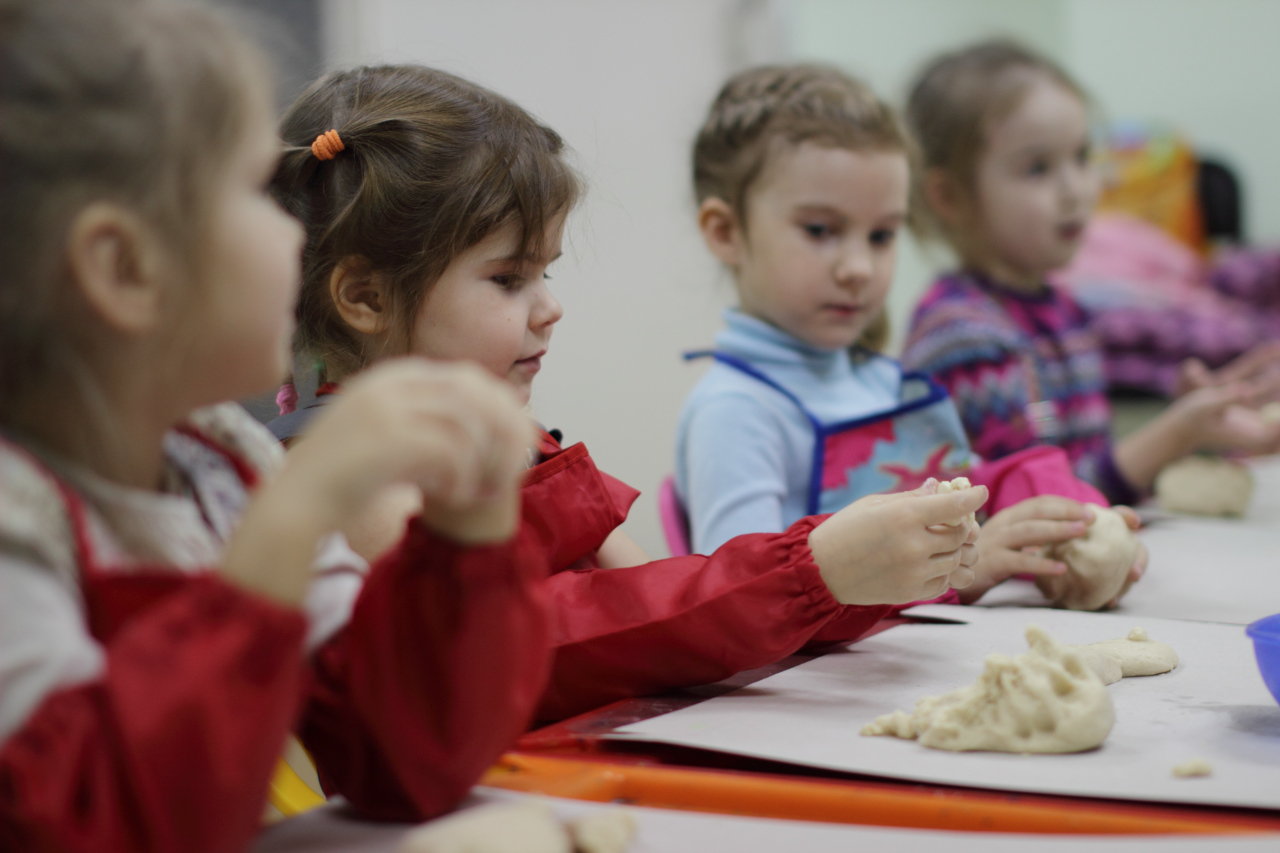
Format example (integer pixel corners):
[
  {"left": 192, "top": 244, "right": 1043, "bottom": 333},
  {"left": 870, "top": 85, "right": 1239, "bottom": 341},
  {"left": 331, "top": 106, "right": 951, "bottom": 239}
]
[{"left": 482, "top": 752, "right": 1280, "bottom": 836}]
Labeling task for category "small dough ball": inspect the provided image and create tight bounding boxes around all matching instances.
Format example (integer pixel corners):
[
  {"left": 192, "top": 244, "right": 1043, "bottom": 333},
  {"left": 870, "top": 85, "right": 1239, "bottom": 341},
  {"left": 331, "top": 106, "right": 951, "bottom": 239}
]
[
  {"left": 1036, "top": 506, "right": 1139, "bottom": 611},
  {"left": 1155, "top": 455, "right": 1254, "bottom": 517},
  {"left": 399, "top": 802, "right": 571, "bottom": 853},
  {"left": 937, "top": 476, "right": 977, "bottom": 523},
  {"left": 862, "top": 626, "right": 1114, "bottom": 754},
  {"left": 568, "top": 809, "right": 636, "bottom": 853},
  {"left": 1172, "top": 758, "right": 1213, "bottom": 778}
]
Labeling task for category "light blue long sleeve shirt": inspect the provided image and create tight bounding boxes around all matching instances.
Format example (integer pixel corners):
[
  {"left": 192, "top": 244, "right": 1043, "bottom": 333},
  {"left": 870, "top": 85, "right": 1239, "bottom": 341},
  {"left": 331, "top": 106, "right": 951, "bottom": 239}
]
[{"left": 675, "top": 309, "right": 902, "bottom": 553}]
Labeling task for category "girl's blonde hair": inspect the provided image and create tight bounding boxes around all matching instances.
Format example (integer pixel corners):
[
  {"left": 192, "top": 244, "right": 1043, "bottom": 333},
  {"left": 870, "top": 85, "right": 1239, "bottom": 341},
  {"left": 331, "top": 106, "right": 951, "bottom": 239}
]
[
  {"left": 693, "top": 63, "right": 914, "bottom": 225},
  {"left": 692, "top": 63, "right": 910, "bottom": 351},
  {"left": 272, "top": 65, "right": 581, "bottom": 382},
  {"left": 906, "top": 38, "right": 1088, "bottom": 242},
  {"left": 0, "top": 0, "right": 271, "bottom": 451}
]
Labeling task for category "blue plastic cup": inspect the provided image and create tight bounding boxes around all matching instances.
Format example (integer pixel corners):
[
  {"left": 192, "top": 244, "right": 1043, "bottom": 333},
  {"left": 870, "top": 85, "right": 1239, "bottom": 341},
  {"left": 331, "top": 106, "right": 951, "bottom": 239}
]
[{"left": 1246, "top": 614, "right": 1280, "bottom": 705}]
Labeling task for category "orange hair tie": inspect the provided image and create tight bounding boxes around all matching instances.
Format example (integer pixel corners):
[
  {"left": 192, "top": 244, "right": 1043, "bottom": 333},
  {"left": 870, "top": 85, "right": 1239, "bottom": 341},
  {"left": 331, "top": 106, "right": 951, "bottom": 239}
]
[{"left": 310, "top": 128, "right": 345, "bottom": 161}]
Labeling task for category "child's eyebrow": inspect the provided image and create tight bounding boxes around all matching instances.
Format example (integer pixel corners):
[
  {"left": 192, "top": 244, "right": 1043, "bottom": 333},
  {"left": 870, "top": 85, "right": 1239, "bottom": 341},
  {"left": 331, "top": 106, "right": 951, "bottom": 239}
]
[{"left": 490, "top": 250, "right": 563, "bottom": 264}]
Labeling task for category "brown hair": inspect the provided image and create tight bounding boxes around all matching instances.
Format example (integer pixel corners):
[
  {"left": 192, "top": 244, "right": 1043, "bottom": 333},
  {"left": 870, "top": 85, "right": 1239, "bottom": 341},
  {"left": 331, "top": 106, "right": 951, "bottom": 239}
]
[
  {"left": 0, "top": 0, "right": 271, "bottom": 452},
  {"left": 692, "top": 63, "right": 914, "bottom": 226},
  {"left": 272, "top": 65, "right": 581, "bottom": 382},
  {"left": 906, "top": 38, "right": 1089, "bottom": 242},
  {"left": 692, "top": 64, "right": 910, "bottom": 351}
]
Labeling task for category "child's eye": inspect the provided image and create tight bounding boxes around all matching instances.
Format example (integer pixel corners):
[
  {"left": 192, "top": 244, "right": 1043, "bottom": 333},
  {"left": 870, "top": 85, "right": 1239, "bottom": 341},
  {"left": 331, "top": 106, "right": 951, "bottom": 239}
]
[
  {"left": 802, "top": 223, "right": 832, "bottom": 239},
  {"left": 491, "top": 274, "right": 523, "bottom": 289},
  {"left": 1026, "top": 159, "right": 1050, "bottom": 177},
  {"left": 870, "top": 228, "right": 897, "bottom": 247}
]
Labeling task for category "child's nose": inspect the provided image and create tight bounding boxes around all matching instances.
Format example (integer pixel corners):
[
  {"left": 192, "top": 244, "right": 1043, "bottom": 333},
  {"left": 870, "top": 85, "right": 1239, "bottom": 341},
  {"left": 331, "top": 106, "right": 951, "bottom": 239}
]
[
  {"left": 532, "top": 282, "right": 563, "bottom": 328},
  {"left": 834, "top": 243, "right": 873, "bottom": 285}
]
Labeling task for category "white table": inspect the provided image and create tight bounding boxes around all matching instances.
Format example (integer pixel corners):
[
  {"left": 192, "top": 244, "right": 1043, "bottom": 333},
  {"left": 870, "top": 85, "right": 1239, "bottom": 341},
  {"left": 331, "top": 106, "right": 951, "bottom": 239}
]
[{"left": 613, "top": 605, "right": 1280, "bottom": 810}]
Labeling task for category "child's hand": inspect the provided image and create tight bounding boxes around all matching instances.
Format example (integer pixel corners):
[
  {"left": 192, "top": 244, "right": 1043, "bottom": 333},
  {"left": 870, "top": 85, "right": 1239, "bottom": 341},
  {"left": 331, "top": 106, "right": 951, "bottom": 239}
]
[
  {"left": 808, "top": 479, "right": 987, "bottom": 606},
  {"left": 1175, "top": 341, "right": 1280, "bottom": 399},
  {"left": 1169, "top": 382, "right": 1280, "bottom": 456},
  {"left": 281, "top": 358, "right": 535, "bottom": 544},
  {"left": 957, "top": 496, "right": 1094, "bottom": 604}
]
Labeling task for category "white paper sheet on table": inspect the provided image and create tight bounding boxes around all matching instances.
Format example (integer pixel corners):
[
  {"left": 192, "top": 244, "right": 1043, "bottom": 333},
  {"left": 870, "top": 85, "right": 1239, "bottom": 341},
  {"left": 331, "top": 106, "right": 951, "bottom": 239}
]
[
  {"left": 980, "top": 456, "right": 1280, "bottom": 625},
  {"left": 255, "top": 787, "right": 1280, "bottom": 853},
  {"left": 610, "top": 605, "right": 1280, "bottom": 810}
]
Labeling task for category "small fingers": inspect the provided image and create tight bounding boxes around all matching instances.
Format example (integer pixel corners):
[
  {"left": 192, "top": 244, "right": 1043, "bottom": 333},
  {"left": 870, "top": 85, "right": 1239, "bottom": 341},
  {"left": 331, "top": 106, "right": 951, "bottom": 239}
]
[
  {"left": 910, "top": 485, "right": 988, "bottom": 527},
  {"left": 995, "top": 496, "right": 1095, "bottom": 525},
  {"left": 1111, "top": 504, "right": 1141, "bottom": 530},
  {"left": 999, "top": 518, "right": 1089, "bottom": 550}
]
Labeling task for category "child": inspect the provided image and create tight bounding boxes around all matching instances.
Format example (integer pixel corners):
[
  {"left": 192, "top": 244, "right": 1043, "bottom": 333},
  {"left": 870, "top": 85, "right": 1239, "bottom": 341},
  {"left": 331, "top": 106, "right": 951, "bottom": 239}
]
[
  {"left": 268, "top": 63, "right": 988, "bottom": 724},
  {"left": 902, "top": 39, "right": 1280, "bottom": 503},
  {"left": 0, "top": 0, "right": 554, "bottom": 848},
  {"left": 675, "top": 63, "right": 1143, "bottom": 605}
]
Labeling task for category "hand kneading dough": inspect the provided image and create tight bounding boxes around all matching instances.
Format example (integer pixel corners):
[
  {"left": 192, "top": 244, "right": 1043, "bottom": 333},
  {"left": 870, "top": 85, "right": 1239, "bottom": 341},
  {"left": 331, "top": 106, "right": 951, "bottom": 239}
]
[
  {"left": 1036, "top": 506, "right": 1138, "bottom": 610},
  {"left": 1070, "top": 627, "right": 1178, "bottom": 684},
  {"left": 398, "top": 801, "right": 571, "bottom": 853},
  {"left": 861, "top": 626, "right": 1114, "bottom": 753},
  {"left": 1155, "top": 455, "right": 1254, "bottom": 517},
  {"left": 568, "top": 810, "right": 636, "bottom": 853}
]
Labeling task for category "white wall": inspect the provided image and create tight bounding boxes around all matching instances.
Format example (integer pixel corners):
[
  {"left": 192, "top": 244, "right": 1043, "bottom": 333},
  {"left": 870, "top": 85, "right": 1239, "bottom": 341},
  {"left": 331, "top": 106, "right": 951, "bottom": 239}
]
[
  {"left": 1064, "top": 0, "right": 1280, "bottom": 243},
  {"left": 320, "top": 0, "right": 1280, "bottom": 556},
  {"left": 322, "top": 0, "right": 744, "bottom": 557}
]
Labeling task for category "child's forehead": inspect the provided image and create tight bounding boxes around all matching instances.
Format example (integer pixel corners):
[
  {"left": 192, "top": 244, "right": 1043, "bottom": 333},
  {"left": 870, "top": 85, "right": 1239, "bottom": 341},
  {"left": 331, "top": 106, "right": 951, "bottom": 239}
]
[
  {"left": 753, "top": 141, "right": 909, "bottom": 200},
  {"left": 461, "top": 215, "right": 566, "bottom": 265},
  {"left": 984, "top": 79, "right": 1088, "bottom": 150}
]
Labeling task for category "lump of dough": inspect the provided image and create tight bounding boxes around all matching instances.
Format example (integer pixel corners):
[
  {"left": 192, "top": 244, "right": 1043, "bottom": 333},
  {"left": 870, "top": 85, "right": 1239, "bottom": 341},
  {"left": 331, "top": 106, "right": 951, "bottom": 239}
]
[
  {"left": 861, "top": 626, "right": 1114, "bottom": 753},
  {"left": 1036, "top": 506, "right": 1138, "bottom": 611},
  {"left": 1071, "top": 627, "right": 1178, "bottom": 684},
  {"left": 1172, "top": 758, "right": 1213, "bottom": 778},
  {"left": 1155, "top": 455, "right": 1254, "bottom": 517},
  {"left": 399, "top": 801, "right": 572, "bottom": 853},
  {"left": 568, "top": 809, "right": 636, "bottom": 853}
]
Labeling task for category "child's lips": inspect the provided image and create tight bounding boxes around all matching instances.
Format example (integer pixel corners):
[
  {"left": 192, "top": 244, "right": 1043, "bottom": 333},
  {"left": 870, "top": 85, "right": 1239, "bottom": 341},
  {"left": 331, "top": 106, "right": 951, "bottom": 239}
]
[
  {"left": 514, "top": 350, "right": 546, "bottom": 373},
  {"left": 823, "top": 304, "right": 862, "bottom": 318},
  {"left": 1059, "top": 222, "right": 1085, "bottom": 241}
]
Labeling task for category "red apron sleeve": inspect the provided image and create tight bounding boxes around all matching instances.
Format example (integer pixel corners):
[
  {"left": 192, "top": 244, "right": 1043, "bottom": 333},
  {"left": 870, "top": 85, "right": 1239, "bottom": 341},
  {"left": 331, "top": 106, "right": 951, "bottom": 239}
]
[
  {"left": 0, "top": 575, "right": 307, "bottom": 853},
  {"left": 536, "top": 514, "right": 889, "bottom": 723},
  {"left": 297, "top": 518, "right": 551, "bottom": 822}
]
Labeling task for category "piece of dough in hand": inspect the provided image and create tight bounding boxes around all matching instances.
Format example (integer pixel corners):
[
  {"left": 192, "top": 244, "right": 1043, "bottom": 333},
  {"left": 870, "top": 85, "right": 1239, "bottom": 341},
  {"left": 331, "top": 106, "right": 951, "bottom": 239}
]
[
  {"left": 862, "top": 626, "right": 1114, "bottom": 753},
  {"left": 1036, "top": 506, "right": 1138, "bottom": 610},
  {"left": 398, "top": 801, "right": 572, "bottom": 853},
  {"left": 1155, "top": 455, "right": 1254, "bottom": 517}
]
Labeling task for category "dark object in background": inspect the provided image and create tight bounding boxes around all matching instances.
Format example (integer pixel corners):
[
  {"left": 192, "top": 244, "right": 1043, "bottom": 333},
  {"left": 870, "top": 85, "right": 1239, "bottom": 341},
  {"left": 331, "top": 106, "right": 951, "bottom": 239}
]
[{"left": 1198, "top": 157, "right": 1244, "bottom": 246}]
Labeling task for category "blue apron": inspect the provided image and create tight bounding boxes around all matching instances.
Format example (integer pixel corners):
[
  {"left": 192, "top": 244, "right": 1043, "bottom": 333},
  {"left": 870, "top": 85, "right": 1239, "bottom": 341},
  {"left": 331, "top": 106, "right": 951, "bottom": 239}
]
[{"left": 689, "top": 350, "right": 973, "bottom": 516}]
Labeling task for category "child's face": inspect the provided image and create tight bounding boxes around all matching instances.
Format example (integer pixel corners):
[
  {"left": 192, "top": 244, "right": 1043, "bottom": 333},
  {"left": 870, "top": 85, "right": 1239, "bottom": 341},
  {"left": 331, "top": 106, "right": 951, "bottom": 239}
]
[
  {"left": 967, "top": 76, "right": 1098, "bottom": 285},
  {"left": 734, "top": 142, "right": 908, "bottom": 351},
  {"left": 409, "top": 215, "right": 565, "bottom": 405},
  {"left": 190, "top": 94, "right": 305, "bottom": 404}
]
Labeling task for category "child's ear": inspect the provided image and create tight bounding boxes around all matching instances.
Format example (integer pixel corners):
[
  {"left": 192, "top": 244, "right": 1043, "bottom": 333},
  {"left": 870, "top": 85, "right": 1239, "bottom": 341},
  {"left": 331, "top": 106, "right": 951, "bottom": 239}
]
[
  {"left": 697, "top": 197, "right": 744, "bottom": 267},
  {"left": 330, "top": 257, "right": 389, "bottom": 335},
  {"left": 66, "top": 202, "right": 168, "bottom": 334},
  {"left": 922, "top": 168, "right": 967, "bottom": 227}
]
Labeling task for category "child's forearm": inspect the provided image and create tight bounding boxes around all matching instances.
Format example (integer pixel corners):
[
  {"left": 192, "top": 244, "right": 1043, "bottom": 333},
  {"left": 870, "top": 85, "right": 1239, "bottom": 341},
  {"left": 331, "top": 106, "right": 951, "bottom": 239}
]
[
  {"left": 1112, "top": 411, "right": 1197, "bottom": 494},
  {"left": 221, "top": 472, "right": 335, "bottom": 607}
]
